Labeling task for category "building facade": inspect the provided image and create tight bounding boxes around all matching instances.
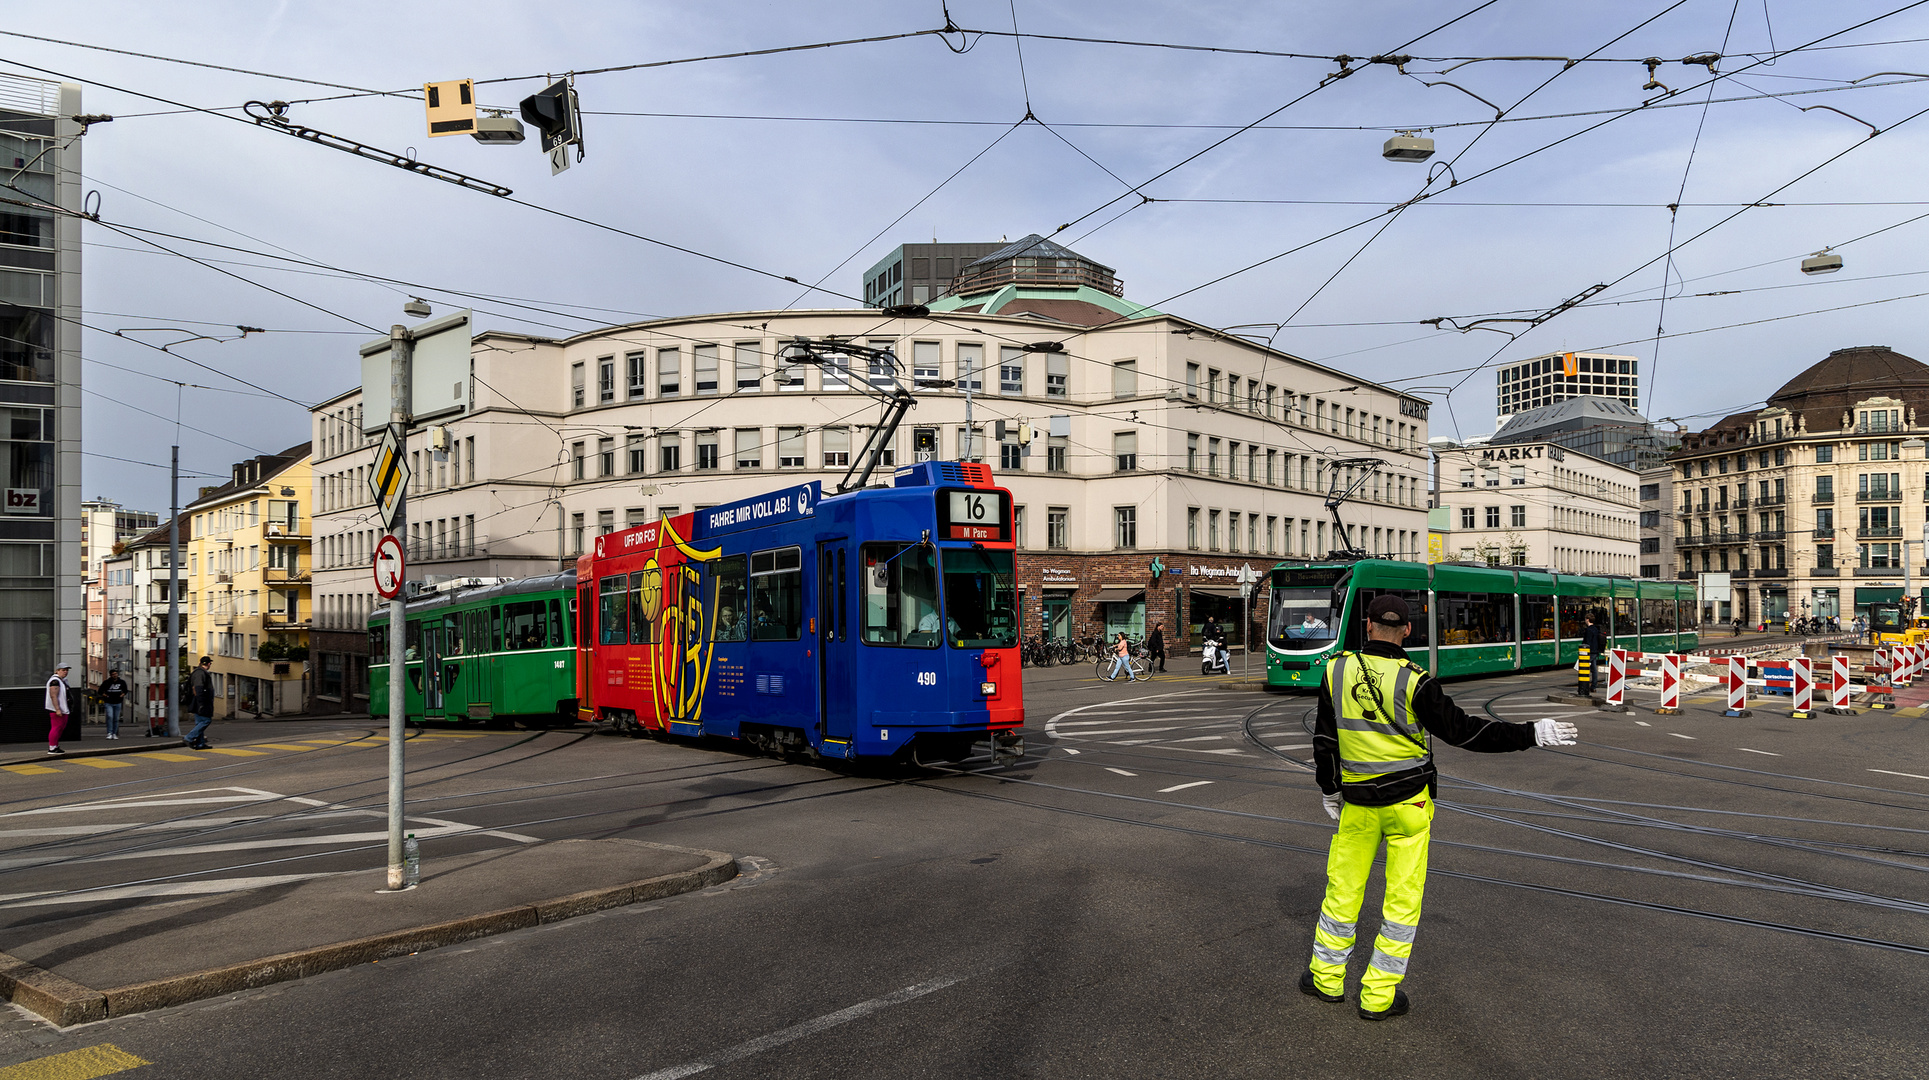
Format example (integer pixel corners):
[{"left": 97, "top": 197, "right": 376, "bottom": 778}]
[
  {"left": 1639, "top": 465, "right": 1676, "bottom": 579},
  {"left": 1495, "top": 351, "right": 1639, "bottom": 417},
  {"left": 98, "top": 519, "right": 179, "bottom": 729},
  {"left": 1489, "top": 396, "right": 1675, "bottom": 469},
  {"left": 181, "top": 446, "right": 312, "bottom": 718},
  {"left": 1436, "top": 442, "right": 1640, "bottom": 575},
  {"left": 1670, "top": 345, "right": 1929, "bottom": 627},
  {"left": 310, "top": 299, "right": 1433, "bottom": 708},
  {"left": 0, "top": 73, "right": 83, "bottom": 738},
  {"left": 80, "top": 498, "right": 158, "bottom": 584},
  {"left": 861, "top": 241, "right": 1002, "bottom": 309}
]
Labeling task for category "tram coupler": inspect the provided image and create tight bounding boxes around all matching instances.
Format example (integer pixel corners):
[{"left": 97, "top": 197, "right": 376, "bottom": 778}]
[{"left": 990, "top": 730, "right": 1025, "bottom": 766}]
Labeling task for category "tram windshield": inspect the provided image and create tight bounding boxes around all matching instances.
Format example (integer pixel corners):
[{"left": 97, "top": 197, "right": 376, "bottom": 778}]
[
  {"left": 1268, "top": 567, "right": 1345, "bottom": 651},
  {"left": 941, "top": 548, "right": 1019, "bottom": 649}
]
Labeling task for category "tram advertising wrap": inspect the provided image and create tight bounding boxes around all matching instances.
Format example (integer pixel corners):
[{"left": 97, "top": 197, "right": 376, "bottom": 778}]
[
  {"left": 1266, "top": 559, "right": 1700, "bottom": 688},
  {"left": 576, "top": 462, "right": 1023, "bottom": 764}
]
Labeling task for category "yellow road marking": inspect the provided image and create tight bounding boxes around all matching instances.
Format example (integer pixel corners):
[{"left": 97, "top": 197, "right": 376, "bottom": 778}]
[
  {"left": 250, "top": 743, "right": 319, "bottom": 752},
  {"left": 198, "top": 748, "right": 267, "bottom": 757},
  {"left": 293, "top": 740, "right": 353, "bottom": 746},
  {"left": 137, "top": 753, "right": 204, "bottom": 762},
  {"left": 0, "top": 1043, "right": 150, "bottom": 1078},
  {"left": 72, "top": 759, "right": 136, "bottom": 769},
  {"left": 1, "top": 764, "right": 59, "bottom": 775}
]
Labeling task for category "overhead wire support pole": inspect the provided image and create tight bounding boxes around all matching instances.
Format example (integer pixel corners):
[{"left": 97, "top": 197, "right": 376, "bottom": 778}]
[
  {"left": 386, "top": 324, "right": 413, "bottom": 892},
  {"left": 1323, "top": 456, "right": 1388, "bottom": 559},
  {"left": 165, "top": 446, "right": 181, "bottom": 738},
  {"left": 242, "top": 101, "right": 513, "bottom": 197}
]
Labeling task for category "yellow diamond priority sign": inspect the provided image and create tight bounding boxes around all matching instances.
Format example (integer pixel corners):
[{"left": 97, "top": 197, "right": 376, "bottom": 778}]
[{"left": 368, "top": 426, "right": 409, "bottom": 530}]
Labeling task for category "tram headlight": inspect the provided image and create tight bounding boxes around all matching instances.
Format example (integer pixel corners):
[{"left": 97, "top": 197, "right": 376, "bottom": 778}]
[{"left": 980, "top": 681, "right": 997, "bottom": 696}]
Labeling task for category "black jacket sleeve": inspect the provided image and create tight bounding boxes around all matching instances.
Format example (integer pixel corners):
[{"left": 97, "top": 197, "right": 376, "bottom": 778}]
[
  {"left": 1413, "top": 674, "right": 1537, "bottom": 753},
  {"left": 1313, "top": 676, "right": 1339, "bottom": 796}
]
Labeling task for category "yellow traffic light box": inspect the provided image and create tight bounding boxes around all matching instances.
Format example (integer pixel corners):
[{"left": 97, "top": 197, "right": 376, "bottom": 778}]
[{"left": 424, "top": 79, "right": 476, "bottom": 137}]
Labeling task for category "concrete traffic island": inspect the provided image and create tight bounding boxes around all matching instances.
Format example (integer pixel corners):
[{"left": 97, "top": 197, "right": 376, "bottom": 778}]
[{"left": 0, "top": 838, "right": 736, "bottom": 1026}]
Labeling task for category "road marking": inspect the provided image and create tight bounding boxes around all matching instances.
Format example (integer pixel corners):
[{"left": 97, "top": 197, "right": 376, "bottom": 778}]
[
  {"left": 1273, "top": 743, "right": 1313, "bottom": 751},
  {"left": 1869, "top": 769, "right": 1929, "bottom": 781},
  {"left": 1634, "top": 721, "right": 1651, "bottom": 727},
  {"left": 138, "top": 753, "right": 204, "bottom": 762},
  {"left": 1060, "top": 727, "right": 1184, "bottom": 737},
  {"left": 0, "top": 873, "right": 347, "bottom": 909},
  {"left": 1168, "top": 736, "right": 1225, "bottom": 743},
  {"left": 0, "top": 1043, "right": 151, "bottom": 1079},
  {"left": 631, "top": 973, "right": 967, "bottom": 1080},
  {"left": 1059, "top": 748, "right": 1080, "bottom": 755},
  {"left": 1737, "top": 748, "right": 1781, "bottom": 756},
  {"left": 72, "top": 759, "right": 136, "bottom": 769},
  {"left": 252, "top": 743, "right": 322, "bottom": 752},
  {"left": 1, "top": 765, "right": 59, "bottom": 776},
  {"left": 199, "top": 748, "right": 269, "bottom": 757},
  {"left": 0, "top": 817, "right": 268, "bottom": 839},
  {"left": 0, "top": 793, "right": 264, "bottom": 818},
  {"left": 1104, "top": 768, "right": 1137, "bottom": 777},
  {"left": 1169, "top": 746, "right": 1245, "bottom": 755},
  {"left": 1669, "top": 733, "right": 1697, "bottom": 740},
  {"left": 1158, "top": 781, "right": 1214, "bottom": 793}
]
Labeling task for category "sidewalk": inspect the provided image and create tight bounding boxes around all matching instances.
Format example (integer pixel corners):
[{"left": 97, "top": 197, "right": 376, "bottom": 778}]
[{"left": 0, "top": 838, "right": 736, "bottom": 1026}]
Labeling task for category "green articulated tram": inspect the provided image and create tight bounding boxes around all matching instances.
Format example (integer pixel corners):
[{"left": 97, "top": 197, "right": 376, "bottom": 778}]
[
  {"left": 1266, "top": 559, "right": 1700, "bottom": 690},
  {"left": 369, "top": 571, "right": 579, "bottom": 726}
]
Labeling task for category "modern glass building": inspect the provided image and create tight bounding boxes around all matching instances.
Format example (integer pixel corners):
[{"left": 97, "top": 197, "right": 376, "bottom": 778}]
[{"left": 0, "top": 73, "right": 82, "bottom": 737}]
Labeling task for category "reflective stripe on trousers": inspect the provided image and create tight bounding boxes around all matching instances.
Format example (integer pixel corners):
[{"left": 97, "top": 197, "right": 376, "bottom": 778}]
[{"left": 1305, "top": 795, "right": 1434, "bottom": 1009}]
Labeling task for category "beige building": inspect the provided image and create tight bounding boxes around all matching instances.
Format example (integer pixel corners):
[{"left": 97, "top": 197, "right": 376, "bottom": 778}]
[
  {"left": 1670, "top": 345, "right": 1929, "bottom": 626},
  {"left": 1436, "top": 441, "right": 1640, "bottom": 575},
  {"left": 181, "top": 445, "right": 312, "bottom": 717}
]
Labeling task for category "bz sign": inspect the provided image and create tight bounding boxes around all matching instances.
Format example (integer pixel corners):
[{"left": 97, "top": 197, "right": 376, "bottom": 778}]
[{"left": 3, "top": 488, "right": 39, "bottom": 514}]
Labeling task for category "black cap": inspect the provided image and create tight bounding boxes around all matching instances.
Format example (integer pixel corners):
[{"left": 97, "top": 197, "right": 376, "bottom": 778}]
[{"left": 1366, "top": 595, "right": 1411, "bottom": 625}]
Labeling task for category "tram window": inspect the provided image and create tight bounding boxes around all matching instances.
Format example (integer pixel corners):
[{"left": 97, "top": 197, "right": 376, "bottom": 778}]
[
  {"left": 941, "top": 548, "right": 1017, "bottom": 649},
  {"left": 750, "top": 547, "right": 803, "bottom": 641},
  {"left": 1677, "top": 599, "right": 1699, "bottom": 633},
  {"left": 578, "top": 588, "right": 592, "bottom": 649},
  {"left": 599, "top": 575, "right": 630, "bottom": 645},
  {"left": 1558, "top": 596, "right": 1592, "bottom": 639},
  {"left": 822, "top": 553, "right": 836, "bottom": 641},
  {"left": 1641, "top": 597, "right": 1673, "bottom": 634},
  {"left": 837, "top": 555, "right": 847, "bottom": 642},
  {"left": 631, "top": 572, "right": 658, "bottom": 645},
  {"left": 713, "top": 556, "right": 748, "bottom": 641},
  {"left": 1348, "top": 589, "right": 1428, "bottom": 649},
  {"left": 490, "top": 605, "right": 502, "bottom": 652},
  {"left": 1522, "top": 595, "right": 1556, "bottom": 640},
  {"left": 504, "top": 601, "right": 547, "bottom": 649},
  {"left": 405, "top": 621, "right": 420, "bottom": 661},
  {"left": 370, "top": 624, "right": 388, "bottom": 657},
  {"left": 1437, "top": 592, "right": 1512, "bottom": 645},
  {"left": 860, "top": 542, "right": 940, "bottom": 648},
  {"left": 1613, "top": 597, "right": 1635, "bottom": 634},
  {"left": 549, "top": 599, "right": 565, "bottom": 646}
]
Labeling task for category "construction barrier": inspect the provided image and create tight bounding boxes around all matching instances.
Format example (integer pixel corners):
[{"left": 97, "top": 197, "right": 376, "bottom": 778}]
[
  {"left": 1603, "top": 648, "right": 1628, "bottom": 709},
  {"left": 1577, "top": 646, "right": 1593, "bottom": 697},
  {"left": 1829, "top": 654, "right": 1858, "bottom": 714},
  {"left": 1724, "top": 655, "right": 1752, "bottom": 717},
  {"left": 1655, "top": 652, "right": 1682, "bottom": 715},
  {"left": 1790, "top": 656, "right": 1814, "bottom": 719}
]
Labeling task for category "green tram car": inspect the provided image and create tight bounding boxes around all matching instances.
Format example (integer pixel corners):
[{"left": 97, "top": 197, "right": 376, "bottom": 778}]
[
  {"left": 1266, "top": 559, "right": 1700, "bottom": 690},
  {"left": 369, "top": 572, "right": 579, "bottom": 726}
]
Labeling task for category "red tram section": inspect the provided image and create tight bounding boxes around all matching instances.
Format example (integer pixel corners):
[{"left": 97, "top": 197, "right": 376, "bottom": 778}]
[{"left": 575, "top": 461, "right": 1022, "bottom": 764}]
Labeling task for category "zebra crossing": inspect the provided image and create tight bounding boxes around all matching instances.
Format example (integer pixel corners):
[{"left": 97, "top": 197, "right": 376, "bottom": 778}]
[{"left": 1044, "top": 689, "right": 1310, "bottom": 757}]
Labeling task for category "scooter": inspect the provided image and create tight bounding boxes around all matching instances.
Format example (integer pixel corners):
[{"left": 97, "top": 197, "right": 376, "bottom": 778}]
[{"left": 1201, "top": 637, "right": 1231, "bottom": 675}]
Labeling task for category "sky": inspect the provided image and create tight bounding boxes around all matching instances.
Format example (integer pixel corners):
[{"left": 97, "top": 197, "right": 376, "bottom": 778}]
[{"left": 14, "top": 0, "right": 1929, "bottom": 511}]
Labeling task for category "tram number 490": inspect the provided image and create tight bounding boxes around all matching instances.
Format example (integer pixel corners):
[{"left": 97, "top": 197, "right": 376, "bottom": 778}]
[{"left": 916, "top": 671, "right": 937, "bottom": 686}]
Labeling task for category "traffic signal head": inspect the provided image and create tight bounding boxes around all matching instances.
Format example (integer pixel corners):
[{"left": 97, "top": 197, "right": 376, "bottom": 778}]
[
  {"left": 424, "top": 79, "right": 476, "bottom": 137},
  {"left": 519, "top": 79, "right": 580, "bottom": 153}
]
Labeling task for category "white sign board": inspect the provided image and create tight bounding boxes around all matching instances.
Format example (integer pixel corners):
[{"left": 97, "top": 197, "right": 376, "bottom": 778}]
[
  {"left": 360, "top": 309, "right": 473, "bottom": 432},
  {"left": 1698, "top": 571, "right": 1732, "bottom": 602}
]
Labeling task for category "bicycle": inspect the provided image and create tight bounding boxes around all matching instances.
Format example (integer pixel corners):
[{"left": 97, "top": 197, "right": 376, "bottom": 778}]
[{"left": 1095, "top": 650, "right": 1151, "bottom": 682}]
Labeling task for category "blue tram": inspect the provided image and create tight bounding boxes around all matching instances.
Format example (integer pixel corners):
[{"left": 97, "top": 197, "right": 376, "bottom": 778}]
[{"left": 574, "top": 460, "right": 1024, "bottom": 763}]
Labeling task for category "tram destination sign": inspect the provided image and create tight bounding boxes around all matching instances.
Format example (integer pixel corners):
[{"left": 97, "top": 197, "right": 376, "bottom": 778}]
[{"left": 940, "top": 488, "right": 1010, "bottom": 541}]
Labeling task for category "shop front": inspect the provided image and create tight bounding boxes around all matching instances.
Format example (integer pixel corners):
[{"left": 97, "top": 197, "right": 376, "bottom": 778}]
[
  {"left": 1808, "top": 587, "right": 1839, "bottom": 622},
  {"left": 1090, "top": 586, "right": 1145, "bottom": 641},
  {"left": 1760, "top": 585, "right": 1788, "bottom": 627},
  {"left": 1042, "top": 588, "right": 1076, "bottom": 642},
  {"left": 1186, "top": 586, "right": 1248, "bottom": 647},
  {"left": 1853, "top": 585, "right": 1902, "bottom": 623}
]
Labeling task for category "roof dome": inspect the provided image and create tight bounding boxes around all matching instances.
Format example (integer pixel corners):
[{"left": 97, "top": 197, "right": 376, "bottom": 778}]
[{"left": 1767, "top": 345, "right": 1929, "bottom": 408}]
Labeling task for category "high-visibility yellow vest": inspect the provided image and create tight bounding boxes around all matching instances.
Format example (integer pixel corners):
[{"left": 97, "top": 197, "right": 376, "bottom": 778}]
[{"left": 1325, "top": 651, "right": 1431, "bottom": 783}]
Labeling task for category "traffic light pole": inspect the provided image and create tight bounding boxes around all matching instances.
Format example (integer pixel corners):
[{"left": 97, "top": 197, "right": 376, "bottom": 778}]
[{"left": 385, "top": 325, "right": 413, "bottom": 891}]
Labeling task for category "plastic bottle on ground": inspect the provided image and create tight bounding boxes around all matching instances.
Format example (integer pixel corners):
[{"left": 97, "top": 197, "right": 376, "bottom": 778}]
[{"left": 403, "top": 833, "right": 420, "bottom": 887}]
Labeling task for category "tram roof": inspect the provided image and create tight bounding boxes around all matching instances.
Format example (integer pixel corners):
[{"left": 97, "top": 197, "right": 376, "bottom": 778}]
[{"left": 367, "top": 570, "right": 576, "bottom": 624}]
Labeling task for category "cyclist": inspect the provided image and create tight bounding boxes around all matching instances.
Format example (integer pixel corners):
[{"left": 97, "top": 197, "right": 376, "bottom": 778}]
[{"left": 1106, "top": 632, "right": 1133, "bottom": 681}]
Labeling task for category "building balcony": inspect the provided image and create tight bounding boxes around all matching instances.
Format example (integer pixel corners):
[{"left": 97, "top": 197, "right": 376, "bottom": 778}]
[
  {"left": 1854, "top": 566, "right": 1900, "bottom": 576},
  {"left": 1812, "top": 566, "right": 1839, "bottom": 576},
  {"left": 1755, "top": 529, "right": 1786, "bottom": 542},
  {"left": 263, "top": 518, "right": 311, "bottom": 540},
  {"left": 1811, "top": 528, "right": 1835, "bottom": 539},
  {"left": 1714, "top": 501, "right": 1729, "bottom": 511},
  {"left": 1755, "top": 567, "right": 1789, "bottom": 578},
  {"left": 1857, "top": 491, "right": 1902, "bottom": 503},
  {"left": 264, "top": 565, "right": 311, "bottom": 584},
  {"left": 215, "top": 573, "right": 232, "bottom": 584},
  {"left": 1857, "top": 526, "right": 1903, "bottom": 539},
  {"left": 1734, "top": 496, "right": 1749, "bottom": 509},
  {"left": 1695, "top": 502, "right": 1710, "bottom": 513},
  {"left": 263, "top": 612, "right": 311, "bottom": 631},
  {"left": 1731, "top": 568, "right": 1752, "bottom": 578},
  {"left": 1676, "top": 571, "right": 1695, "bottom": 580},
  {"left": 1812, "top": 493, "right": 1834, "bottom": 503},
  {"left": 1757, "top": 495, "right": 1785, "bottom": 507}
]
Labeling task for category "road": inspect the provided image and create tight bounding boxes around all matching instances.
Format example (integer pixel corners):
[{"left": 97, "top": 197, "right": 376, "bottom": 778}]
[{"left": 0, "top": 660, "right": 1923, "bottom": 1078}]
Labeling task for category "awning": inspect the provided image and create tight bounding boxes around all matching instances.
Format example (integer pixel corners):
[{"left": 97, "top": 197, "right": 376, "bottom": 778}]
[
  {"left": 1091, "top": 587, "right": 1144, "bottom": 603},
  {"left": 1188, "top": 585, "right": 1244, "bottom": 598}
]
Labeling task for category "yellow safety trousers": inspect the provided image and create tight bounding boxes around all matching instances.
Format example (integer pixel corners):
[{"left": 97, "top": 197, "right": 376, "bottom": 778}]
[{"left": 1307, "top": 794, "right": 1434, "bottom": 1010}]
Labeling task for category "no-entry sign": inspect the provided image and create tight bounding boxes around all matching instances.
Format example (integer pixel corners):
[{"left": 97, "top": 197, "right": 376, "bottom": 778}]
[{"left": 374, "top": 534, "right": 405, "bottom": 599}]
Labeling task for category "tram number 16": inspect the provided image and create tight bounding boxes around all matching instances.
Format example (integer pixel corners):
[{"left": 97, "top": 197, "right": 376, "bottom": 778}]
[{"left": 916, "top": 671, "right": 937, "bottom": 686}]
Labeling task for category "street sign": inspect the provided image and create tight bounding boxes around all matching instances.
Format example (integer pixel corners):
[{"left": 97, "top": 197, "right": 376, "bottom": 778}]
[
  {"left": 423, "top": 79, "right": 477, "bottom": 137},
  {"left": 374, "top": 534, "right": 405, "bottom": 599},
  {"left": 368, "top": 426, "right": 410, "bottom": 530}
]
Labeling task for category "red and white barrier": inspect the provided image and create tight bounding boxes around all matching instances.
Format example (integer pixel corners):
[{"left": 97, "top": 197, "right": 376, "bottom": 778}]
[
  {"left": 1655, "top": 653, "right": 1682, "bottom": 715},
  {"left": 1790, "top": 657, "right": 1814, "bottom": 719},
  {"left": 1723, "top": 655, "right": 1751, "bottom": 717},
  {"left": 1604, "top": 649, "right": 1628, "bottom": 709},
  {"left": 1829, "top": 654, "right": 1857, "bottom": 714}
]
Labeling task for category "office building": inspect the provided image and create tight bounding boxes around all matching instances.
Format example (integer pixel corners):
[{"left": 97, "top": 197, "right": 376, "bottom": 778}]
[{"left": 1495, "top": 352, "right": 1639, "bottom": 417}]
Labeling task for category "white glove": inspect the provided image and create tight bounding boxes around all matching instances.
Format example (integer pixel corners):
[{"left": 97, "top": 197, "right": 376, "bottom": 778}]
[
  {"left": 1322, "top": 792, "right": 1343, "bottom": 821},
  {"left": 1534, "top": 718, "right": 1578, "bottom": 747}
]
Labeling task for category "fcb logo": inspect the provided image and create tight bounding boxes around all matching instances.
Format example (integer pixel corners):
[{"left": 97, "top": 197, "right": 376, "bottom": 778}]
[{"left": 637, "top": 560, "right": 663, "bottom": 625}]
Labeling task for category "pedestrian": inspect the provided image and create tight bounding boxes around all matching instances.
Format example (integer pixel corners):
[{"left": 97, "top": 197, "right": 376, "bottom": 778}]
[
  {"left": 99, "top": 667, "right": 129, "bottom": 740},
  {"left": 186, "top": 656, "right": 216, "bottom": 749},
  {"left": 1147, "top": 622, "right": 1167, "bottom": 673},
  {"left": 1301, "top": 595, "right": 1577, "bottom": 1020},
  {"left": 44, "top": 662, "right": 71, "bottom": 756},
  {"left": 1580, "top": 610, "right": 1606, "bottom": 693},
  {"left": 1106, "top": 631, "right": 1132, "bottom": 681}
]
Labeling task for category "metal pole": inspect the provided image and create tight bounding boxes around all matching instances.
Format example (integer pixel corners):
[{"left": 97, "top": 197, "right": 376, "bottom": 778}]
[
  {"left": 1242, "top": 590, "right": 1250, "bottom": 678},
  {"left": 165, "top": 446, "right": 180, "bottom": 738},
  {"left": 386, "top": 325, "right": 413, "bottom": 890}
]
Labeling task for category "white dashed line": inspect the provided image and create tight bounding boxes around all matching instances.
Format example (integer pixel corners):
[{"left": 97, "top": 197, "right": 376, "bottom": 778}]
[
  {"left": 1158, "top": 781, "right": 1214, "bottom": 793},
  {"left": 1737, "top": 748, "right": 1780, "bottom": 756},
  {"left": 1869, "top": 769, "right": 1929, "bottom": 781},
  {"left": 1669, "top": 733, "right": 1697, "bottom": 740},
  {"left": 1634, "top": 721, "right": 1651, "bottom": 727},
  {"left": 1273, "top": 743, "right": 1313, "bottom": 751},
  {"left": 1169, "top": 736, "right": 1225, "bottom": 743},
  {"left": 1104, "top": 767, "right": 1137, "bottom": 777},
  {"left": 1059, "top": 748, "right": 1080, "bottom": 755}
]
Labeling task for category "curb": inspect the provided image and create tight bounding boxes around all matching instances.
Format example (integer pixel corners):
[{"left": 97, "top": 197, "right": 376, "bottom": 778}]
[
  {"left": 0, "top": 738, "right": 189, "bottom": 767},
  {"left": 0, "top": 843, "right": 737, "bottom": 1026}
]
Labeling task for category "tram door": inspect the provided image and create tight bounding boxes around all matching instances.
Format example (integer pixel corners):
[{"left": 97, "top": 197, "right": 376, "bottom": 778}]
[
  {"left": 817, "top": 540, "right": 855, "bottom": 745},
  {"left": 577, "top": 580, "right": 596, "bottom": 721},
  {"left": 422, "top": 616, "right": 446, "bottom": 718}
]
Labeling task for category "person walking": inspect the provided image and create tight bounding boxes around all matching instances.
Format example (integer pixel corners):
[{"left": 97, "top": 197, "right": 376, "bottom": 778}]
[
  {"left": 44, "top": 662, "right": 71, "bottom": 756},
  {"left": 98, "top": 667, "right": 129, "bottom": 740},
  {"left": 1301, "top": 595, "right": 1576, "bottom": 1020},
  {"left": 1105, "top": 631, "right": 1133, "bottom": 681},
  {"left": 1147, "top": 622, "right": 1167, "bottom": 673},
  {"left": 186, "top": 656, "right": 216, "bottom": 749}
]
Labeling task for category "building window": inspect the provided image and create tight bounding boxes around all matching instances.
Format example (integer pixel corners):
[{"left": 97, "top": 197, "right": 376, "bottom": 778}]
[
  {"left": 1266, "top": 516, "right": 1278, "bottom": 554},
  {"left": 1115, "top": 507, "right": 1137, "bottom": 549},
  {"left": 628, "top": 434, "right": 647, "bottom": 474},
  {"left": 1207, "top": 438, "right": 1221, "bottom": 476},
  {"left": 1187, "top": 507, "right": 1199, "bottom": 550},
  {"left": 821, "top": 351, "right": 850, "bottom": 391},
  {"left": 1208, "top": 509, "right": 1222, "bottom": 550},
  {"left": 1485, "top": 506, "right": 1500, "bottom": 529},
  {"left": 1047, "top": 436, "right": 1067, "bottom": 473},
  {"left": 956, "top": 343, "right": 983, "bottom": 392},
  {"left": 1046, "top": 354, "right": 1068, "bottom": 398},
  {"left": 1816, "top": 444, "right": 1833, "bottom": 463},
  {"left": 598, "top": 438, "right": 615, "bottom": 477},
  {"left": 571, "top": 442, "right": 585, "bottom": 481},
  {"left": 695, "top": 431, "right": 719, "bottom": 470},
  {"left": 1187, "top": 434, "right": 1200, "bottom": 473},
  {"left": 1185, "top": 363, "right": 1200, "bottom": 399},
  {"left": 1509, "top": 466, "right": 1525, "bottom": 485},
  {"left": 913, "top": 341, "right": 941, "bottom": 384},
  {"left": 598, "top": 358, "right": 615, "bottom": 403},
  {"left": 1114, "top": 431, "right": 1137, "bottom": 472},
  {"left": 735, "top": 428, "right": 763, "bottom": 469},
  {"left": 1000, "top": 347, "right": 1024, "bottom": 394},
  {"left": 1111, "top": 359, "right": 1136, "bottom": 399},
  {"left": 693, "top": 344, "right": 719, "bottom": 395},
  {"left": 1510, "top": 505, "right": 1526, "bottom": 528},
  {"left": 1460, "top": 506, "right": 1475, "bottom": 529},
  {"left": 823, "top": 427, "right": 850, "bottom": 468},
  {"left": 1013, "top": 505, "right": 1026, "bottom": 548},
  {"left": 571, "top": 363, "right": 585, "bottom": 408},
  {"left": 657, "top": 347, "right": 680, "bottom": 397},
  {"left": 1000, "top": 433, "right": 1023, "bottom": 471},
  {"left": 1047, "top": 507, "right": 1069, "bottom": 550},
  {"left": 777, "top": 427, "right": 804, "bottom": 468},
  {"left": 571, "top": 513, "right": 585, "bottom": 554},
  {"left": 735, "top": 342, "right": 761, "bottom": 391},
  {"left": 659, "top": 432, "right": 682, "bottom": 472}
]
